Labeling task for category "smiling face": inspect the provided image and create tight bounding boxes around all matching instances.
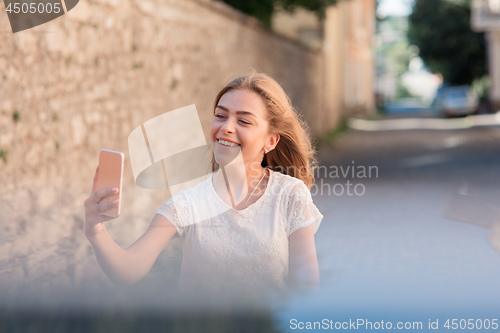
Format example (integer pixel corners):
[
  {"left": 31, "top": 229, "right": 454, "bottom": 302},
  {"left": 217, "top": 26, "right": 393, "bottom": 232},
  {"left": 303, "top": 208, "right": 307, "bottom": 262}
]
[{"left": 210, "top": 89, "right": 278, "bottom": 170}]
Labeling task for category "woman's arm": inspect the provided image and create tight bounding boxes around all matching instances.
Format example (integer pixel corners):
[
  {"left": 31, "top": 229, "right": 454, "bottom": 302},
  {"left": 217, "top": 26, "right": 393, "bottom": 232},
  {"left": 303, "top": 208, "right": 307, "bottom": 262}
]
[
  {"left": 84, "top": 167, "right": 177, "bottom": 285},
  {"left": 289, "top": 224, "right": 320, "bottom": 289},
  {"left": 86, "top": 213, "right": 177, "bottom": 285}
]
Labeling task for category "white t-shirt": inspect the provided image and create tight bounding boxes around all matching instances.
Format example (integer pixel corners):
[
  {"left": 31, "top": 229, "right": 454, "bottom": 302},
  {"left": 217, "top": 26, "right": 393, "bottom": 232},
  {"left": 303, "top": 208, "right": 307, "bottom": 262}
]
[{"left": 156, "top": 168, "right": 323, "bottom": 295}]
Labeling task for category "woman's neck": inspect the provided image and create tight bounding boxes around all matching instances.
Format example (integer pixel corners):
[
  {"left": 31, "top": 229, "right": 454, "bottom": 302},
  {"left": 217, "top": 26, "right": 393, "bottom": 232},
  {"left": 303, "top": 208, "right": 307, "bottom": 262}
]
[{"left": 213, "top": 162, "right": 267, "bottom": 209}]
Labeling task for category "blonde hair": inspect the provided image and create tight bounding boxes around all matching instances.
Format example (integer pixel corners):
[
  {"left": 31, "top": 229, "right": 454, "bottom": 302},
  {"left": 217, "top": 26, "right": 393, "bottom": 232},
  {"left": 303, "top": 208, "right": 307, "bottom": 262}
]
[{"left": 211, "top": 72, "right": 317, "bottom": 189}]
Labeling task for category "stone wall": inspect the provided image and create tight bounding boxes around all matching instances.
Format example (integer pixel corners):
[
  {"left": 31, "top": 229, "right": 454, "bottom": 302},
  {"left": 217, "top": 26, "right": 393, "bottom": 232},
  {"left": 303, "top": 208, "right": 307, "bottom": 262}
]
[{"left": 0, "top": 0, "right": 324, "bottom": 290}]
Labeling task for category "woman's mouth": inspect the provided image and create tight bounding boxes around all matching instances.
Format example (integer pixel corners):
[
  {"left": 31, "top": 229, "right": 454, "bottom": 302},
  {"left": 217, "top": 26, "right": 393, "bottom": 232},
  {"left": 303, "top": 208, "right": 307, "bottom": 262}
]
[{"left": 217, "top": 139, "right": 241, "bottom": 148}]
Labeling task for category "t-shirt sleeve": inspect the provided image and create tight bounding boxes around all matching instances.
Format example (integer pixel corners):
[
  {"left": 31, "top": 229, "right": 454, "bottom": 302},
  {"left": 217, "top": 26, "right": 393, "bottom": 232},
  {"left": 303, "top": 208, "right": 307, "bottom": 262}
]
[
  {"left": 286, "top": 181, "right": 323, "bottom": 237},
  {"left": 156, "top": 195, "right": 188, "bottom": 238}
]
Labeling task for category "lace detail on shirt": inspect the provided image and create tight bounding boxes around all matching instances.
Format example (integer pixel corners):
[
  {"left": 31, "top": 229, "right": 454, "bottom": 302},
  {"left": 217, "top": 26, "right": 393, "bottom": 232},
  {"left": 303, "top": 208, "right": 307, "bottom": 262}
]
[{"left": 286, "top": 181, "right": 323, "bottom": 236}]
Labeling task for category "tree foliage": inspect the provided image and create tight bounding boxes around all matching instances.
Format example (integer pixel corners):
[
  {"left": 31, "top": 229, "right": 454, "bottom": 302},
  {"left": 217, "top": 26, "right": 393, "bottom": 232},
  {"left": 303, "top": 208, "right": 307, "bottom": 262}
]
[
  {"left": 408, "top": 0, "right": 486, "bottom": 85},
  {"left": 221, "top": 0, "right": 340, "bottom": 27}
]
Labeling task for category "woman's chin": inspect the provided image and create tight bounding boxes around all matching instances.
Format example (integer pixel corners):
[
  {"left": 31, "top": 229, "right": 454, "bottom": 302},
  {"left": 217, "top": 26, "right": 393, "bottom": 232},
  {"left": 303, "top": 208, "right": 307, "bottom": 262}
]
[
  {"left": 213, "top": 151, "right": 243, "bottom": 166},
  {"left": 211, "top": 142, "right": 243, "bottom": 166}
]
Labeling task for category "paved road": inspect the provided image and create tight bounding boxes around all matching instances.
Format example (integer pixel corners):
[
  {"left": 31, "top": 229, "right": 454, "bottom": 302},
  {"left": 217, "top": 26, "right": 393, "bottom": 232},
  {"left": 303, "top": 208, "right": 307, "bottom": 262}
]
[{"left": 276, "top": 122, "right": 500, "bottom": 330}]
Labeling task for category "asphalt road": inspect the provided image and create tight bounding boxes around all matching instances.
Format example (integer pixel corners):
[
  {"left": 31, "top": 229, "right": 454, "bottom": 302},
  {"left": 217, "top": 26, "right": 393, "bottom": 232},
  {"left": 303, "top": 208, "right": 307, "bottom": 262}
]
[{"left": 275, "top": 120, "right": 500, "bottom": 330}]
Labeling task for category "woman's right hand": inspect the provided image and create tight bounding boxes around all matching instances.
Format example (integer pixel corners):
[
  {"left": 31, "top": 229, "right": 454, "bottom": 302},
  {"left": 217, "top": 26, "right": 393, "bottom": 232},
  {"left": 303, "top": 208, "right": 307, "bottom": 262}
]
[
  {"left": 84, "top": 167, "right": 120, "bottom": 240},
  {"left": 82, "top": 167, "right": 176, "bottom": 285}
]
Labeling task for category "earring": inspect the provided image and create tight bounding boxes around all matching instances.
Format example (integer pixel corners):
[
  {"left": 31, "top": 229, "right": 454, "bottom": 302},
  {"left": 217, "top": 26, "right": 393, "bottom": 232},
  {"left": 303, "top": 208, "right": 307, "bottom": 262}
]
[{"left": 264, "top": 148, "right": 268, "bottom": 154}]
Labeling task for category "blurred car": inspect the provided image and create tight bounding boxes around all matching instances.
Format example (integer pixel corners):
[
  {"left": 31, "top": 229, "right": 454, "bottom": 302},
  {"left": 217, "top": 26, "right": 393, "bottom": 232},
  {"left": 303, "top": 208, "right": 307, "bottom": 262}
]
[{"left": 436, "top": 86, "right": 478, "bottom": 117}]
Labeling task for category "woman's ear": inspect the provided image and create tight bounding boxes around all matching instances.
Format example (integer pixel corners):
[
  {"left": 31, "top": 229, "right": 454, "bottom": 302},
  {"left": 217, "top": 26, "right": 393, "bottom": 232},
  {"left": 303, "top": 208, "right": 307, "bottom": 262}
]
[{"left": 268, "top": 133, "right": 280, "bottom": 151}]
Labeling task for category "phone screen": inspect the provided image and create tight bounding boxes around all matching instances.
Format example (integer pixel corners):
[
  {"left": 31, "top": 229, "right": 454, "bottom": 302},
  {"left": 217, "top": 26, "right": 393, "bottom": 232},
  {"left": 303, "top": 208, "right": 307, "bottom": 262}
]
[{"left": 96, "top": 149, "right": 124, "bottom": 217}]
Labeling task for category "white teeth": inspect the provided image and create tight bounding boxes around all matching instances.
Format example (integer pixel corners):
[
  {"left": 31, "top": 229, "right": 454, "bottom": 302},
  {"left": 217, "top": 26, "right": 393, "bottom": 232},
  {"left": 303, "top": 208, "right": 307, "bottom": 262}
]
[{"left": 218, "top": 139, "right": 239, "bottom": 147}]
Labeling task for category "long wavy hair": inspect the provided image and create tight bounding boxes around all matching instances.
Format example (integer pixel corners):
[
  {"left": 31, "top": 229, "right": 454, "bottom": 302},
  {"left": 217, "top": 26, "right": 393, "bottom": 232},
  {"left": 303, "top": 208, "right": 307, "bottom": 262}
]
[{"left": 211, "top": 72, "right": 317, "bottom": 189}]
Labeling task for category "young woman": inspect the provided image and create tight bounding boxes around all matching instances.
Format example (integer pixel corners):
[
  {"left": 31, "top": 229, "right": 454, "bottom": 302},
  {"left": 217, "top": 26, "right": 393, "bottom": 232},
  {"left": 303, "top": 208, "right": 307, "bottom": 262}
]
[{"left": 84, "top": 72, "right": 323, "bottom": 300}]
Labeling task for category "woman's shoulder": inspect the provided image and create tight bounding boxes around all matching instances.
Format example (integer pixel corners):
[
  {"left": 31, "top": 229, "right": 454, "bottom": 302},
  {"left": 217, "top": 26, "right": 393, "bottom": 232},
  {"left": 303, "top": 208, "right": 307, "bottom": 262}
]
[
  {"left": 269, "top": 169, "right": 307, "bottom": 191},
  {"left": 268, "top": 169, "right": 313, "bottom": 208},
  {"left": 156, "top": 174, "right": 215, "bottom": 233}
]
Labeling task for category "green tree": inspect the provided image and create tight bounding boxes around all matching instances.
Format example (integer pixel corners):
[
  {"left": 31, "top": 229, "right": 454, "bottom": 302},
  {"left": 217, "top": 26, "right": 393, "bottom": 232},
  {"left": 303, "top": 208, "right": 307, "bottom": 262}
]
[
  {"left": 408, "top": 0, "right": 486, "bottom": 85},
  {"left": 221, "top": 0, "right": 341, "bottom": 27}
]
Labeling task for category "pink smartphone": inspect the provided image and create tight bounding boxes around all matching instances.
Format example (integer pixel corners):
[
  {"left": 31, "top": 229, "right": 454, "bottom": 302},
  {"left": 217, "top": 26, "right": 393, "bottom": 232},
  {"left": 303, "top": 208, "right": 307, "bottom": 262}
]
[{"left": 95, "top": 149, "right": 124, "bottom": 217}]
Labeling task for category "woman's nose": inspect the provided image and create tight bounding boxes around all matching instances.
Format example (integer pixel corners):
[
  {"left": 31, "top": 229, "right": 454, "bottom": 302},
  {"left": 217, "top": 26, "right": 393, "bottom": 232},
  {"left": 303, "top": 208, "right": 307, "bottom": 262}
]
[{"left": 220, "top": 117, "right": 236, "bottom": 133}]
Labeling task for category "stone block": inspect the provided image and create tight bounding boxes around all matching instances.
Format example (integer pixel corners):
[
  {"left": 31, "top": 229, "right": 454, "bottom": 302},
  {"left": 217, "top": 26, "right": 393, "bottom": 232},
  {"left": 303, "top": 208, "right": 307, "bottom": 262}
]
[
  {"left": 71, "top": 115, "right": 86, "bottom": 146},
  {"left": 36, "top": 186, "right": 56, "bottom": 211}
]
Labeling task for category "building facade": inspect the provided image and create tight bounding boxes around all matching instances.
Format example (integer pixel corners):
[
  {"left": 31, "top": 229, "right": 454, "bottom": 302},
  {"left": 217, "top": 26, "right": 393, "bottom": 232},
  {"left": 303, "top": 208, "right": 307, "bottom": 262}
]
[
  {"left": 472, "top": 0, "right": 500, "bottom": 110},
  {"left": 273, "top": 0, "right": 376, "bottom": 130}
]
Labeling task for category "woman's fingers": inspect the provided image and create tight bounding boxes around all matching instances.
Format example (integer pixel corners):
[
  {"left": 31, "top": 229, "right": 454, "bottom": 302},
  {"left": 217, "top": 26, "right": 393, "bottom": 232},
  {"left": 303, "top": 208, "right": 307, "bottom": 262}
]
[
  {"left": 98, "top": 199, "right": 120, "bottom": 214},
  {"left": 84, "top": 167, "right": 121, "bottom": 240},
  {"left": 86, "top": 195, "right": 119, "bottom": 215},
  {"left": 86, "top": 187, "right": 119, "bottom": 206}
]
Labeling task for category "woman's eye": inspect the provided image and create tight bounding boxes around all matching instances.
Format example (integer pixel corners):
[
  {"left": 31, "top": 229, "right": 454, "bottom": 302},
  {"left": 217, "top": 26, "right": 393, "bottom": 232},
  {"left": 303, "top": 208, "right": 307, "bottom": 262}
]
[{"left": 214, "top": 114, "right": 249, "bottom": 125}]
